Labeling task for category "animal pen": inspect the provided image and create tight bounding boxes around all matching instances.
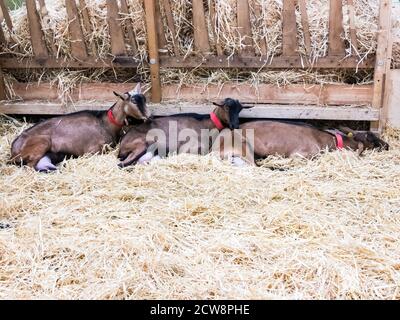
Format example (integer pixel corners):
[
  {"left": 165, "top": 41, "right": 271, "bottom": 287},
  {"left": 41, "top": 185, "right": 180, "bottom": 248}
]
[
  {"left": 0, "top": 0, "right": 396, "bottom": 132},
  {"left": 1, "top": 0, "right": 400, "bottom": 300}
]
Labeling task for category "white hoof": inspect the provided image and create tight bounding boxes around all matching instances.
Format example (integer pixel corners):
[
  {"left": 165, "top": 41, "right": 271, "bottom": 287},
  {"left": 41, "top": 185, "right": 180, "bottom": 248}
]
[
  {"left": 137, "top": 151, "right": 154, "bottom": 165},
  {"left": 150, "top": 155, "right": 162, "bottom": 163},
  {"left": 35, "top": 155, "right": 57, "bottom": 172},
  {"left": 230, "top": 156, "right": 248, "bottom": 167}
]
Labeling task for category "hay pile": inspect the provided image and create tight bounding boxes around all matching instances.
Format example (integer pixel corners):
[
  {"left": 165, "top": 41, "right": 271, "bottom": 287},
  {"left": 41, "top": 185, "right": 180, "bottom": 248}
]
[
  {"left": 1, "top": 116, "right": 400, "bottom": 299},
  {"left": 0, "top": 0, "right": 395, "bottom": 100}
]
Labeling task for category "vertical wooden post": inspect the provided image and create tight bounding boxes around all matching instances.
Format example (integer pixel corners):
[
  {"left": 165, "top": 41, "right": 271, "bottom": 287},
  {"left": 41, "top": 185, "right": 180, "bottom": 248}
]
[
  {"left": 371, "top": 0, "right": 392, "bottom": 132},
  {"left": 328, "top": 0, "right": 345, "bottom": 56},
  {"left": 347, "top": 0, "right": 358, "bottom": 55},
  {"left": 144, "top": 0, "right": 161, "bottom": 103},
  {"left": 155, "top": 0, "right": 167, "bottom": 54},
  {"left": 66, "top": 0, "right": 88, "bottom": 60},
  {"left": 298, "top": 0, "right": 311, "bottom": 55},
  {"left": 120, "top": 0, "right": 138, "bottom": 54},
  {"left": 106, "top": 0, "right": 127, "bottom": 56},
  {"left": 237, "top": 0, "right": 254, "bottom": 56},
  {"left": 192, "top": 0, "right": 210, "bottom": 54},
  {"left": 0, "top": 69, "right": 6, "bottom": 101},
  {"left": 253, "top": 1, "right": 267, "bottom": 56},
  {"left": 26, "top": 0, "right": 49, "bottom": 58},
  {"left": 79, "top": 0, "right": 97, "bottom": 56},
  {"left": 209, "top": 0, "right": 224, "bottom": 56},
  {"left": 282, "top": 0, "right": 298, "bottom": 56}
]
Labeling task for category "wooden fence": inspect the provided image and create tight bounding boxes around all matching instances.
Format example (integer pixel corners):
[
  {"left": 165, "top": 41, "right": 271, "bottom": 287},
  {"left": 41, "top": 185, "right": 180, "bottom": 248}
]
[{"left": 0, "top": 0, "right": 394, "bottom": 131}]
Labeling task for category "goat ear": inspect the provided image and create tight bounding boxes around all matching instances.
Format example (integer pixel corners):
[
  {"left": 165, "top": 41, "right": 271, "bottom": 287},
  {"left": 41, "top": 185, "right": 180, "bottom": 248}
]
[
  {"left": 357, "top": 142, "right": 365, "bottom": 156},
  {"left": 242, "top": 105, "right": 254, "bottom": 109},
  {"left": 113, "top": 91, "right": 125, "bottom": 100},
  {"left": 129, "top": 83, "right": 141, "bottom": 95}
]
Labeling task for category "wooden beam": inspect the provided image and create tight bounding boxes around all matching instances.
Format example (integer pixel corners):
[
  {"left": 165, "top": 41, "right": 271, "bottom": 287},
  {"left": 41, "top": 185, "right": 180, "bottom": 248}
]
[
  {"left": 120, "top": 0, "right": 138, "bottom": 54},
  {"left": 106, "top": 0, "right": 127, "bottom": 56},
  {"left": 347, "top": 0, "right": 358, "bottom": 55},
  {"left": 26, "top": 0, "right": 49, "bottom": 58},
  {"left": 371, "top": 0, "right": 392, "bottom": 132},
  {"left": 159, "top": 55, "right": 375, "bottom": 69},
  {"left": 282, "top": 0, "right": 298, "bottom": 56},
  {"left": 0, "top": 0, "right": 13, "bottom": 31},
  {"left": 0, "top": 57, "right": 140, "bottom": 69},
  {"left": 328, "top": 0, "right": 345, "bottom": 55},
  {"left": 298, "top": 0, "right": 311, "bottom": 55},
  {"left": 79, "top": 0, "right": 97, "bottom": 56},
  {"left": 0, "top": 55, "right": 375, "bottom": 69},
  {"left": 66, "top": 0, "right": 88, "bottom": 60},
  {"left": 160, "top": 0, "right": 179, "bottom": 56},
  {"left": 155, "top": 0, "right": 167, "bottom": 53},
  {"left": 144, "top": 0, "right": 162, "bottom": 102},
  {"left": 0, "top": 68, "right": 6, "bottom": 100},
  {"left": 237, "top": 0, "right": 254, "bottom": 56},
  {"left": 0, "top": 101, "right": 379, "bottom": 121},
  {"left": 209, "top": 0, "right": 224, "bottom": 56},
  {"left": 8, "top": 82, "right": 373, "bottom": 106},
  {"left": 253, "top": 0, "right": 267, "bottom": 56},
  {"left": 192, "top": 0, "right": 211, "bottom": 54}
]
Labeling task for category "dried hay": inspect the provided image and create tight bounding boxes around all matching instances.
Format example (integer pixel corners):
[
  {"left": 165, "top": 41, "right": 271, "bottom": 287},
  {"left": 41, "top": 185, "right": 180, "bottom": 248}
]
[
  {"left": 1, "top": 115, "right": 400, "bottom": 299},
  {"left": 0, "top": 0, "right": 395, "bottom": 100}
]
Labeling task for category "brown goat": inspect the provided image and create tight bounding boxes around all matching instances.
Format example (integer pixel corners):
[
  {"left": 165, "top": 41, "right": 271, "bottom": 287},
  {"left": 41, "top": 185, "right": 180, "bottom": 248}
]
[
  {"left": 11, "top": 84, "right": 151, "bottom": 171},
  {"left": 118, "top": 98, "right": 249, "bottom": 167},
  {"left": 224, "top": 121, "right": 390, "bottom": 165}
]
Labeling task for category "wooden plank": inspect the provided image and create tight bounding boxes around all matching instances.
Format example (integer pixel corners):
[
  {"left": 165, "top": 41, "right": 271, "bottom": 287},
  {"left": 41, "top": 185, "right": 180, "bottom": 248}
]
[
  {"left": 298, "top": 0, "right": 311, "bottom": 55},
  {"left": 0, "top": 55, "right": 376, "bottom": 69},
  {"left": 9, "top": 82, "right": 374, "bottom": 106},
  {"left": 237, "top": 0, "right": 254, "bottom": 56},
  {"left": 0, "top": 23, "right": 5, "bottom": 43},
  {"left": 120, "top": 0, "right": 138, "bottom": 54},
  {"left": 160, "top": 0, "right": 179, "bottom": 56},
  {"left": 282, "top": 0, "right": 298, "bottom": 56},
  {"left": 328, "top": 0, "right": 345, "bottom": 55},
  {"left": 159, "top": 55, "right": 375, "bottom": 69},
  {"left": 26, "top": 0, "right": 49, "bottom": 58},
  {"left": 0, "top": 69, "right": 6, "bottom": 100},
  {"left": 66, "top": 0, "right": 88, "bottom": 60},
  {"left": 253, "top": 0, "right": 267, "bottom": 56},
  {"left": 106, "top": 0, "right": 127, "bottom": 56},
  {"left": 79, "top": 0, "right": 97, "bottom": 56},
  {"left": 0, "top": 57, "right": 140, "bottom": 69},
  {"left": 387, "top": 70, "right": 400, "bottom": 128},
  {"left": 371, "top": 0, "right": 392, "bottom": 132},
  {"left": 209, "top": 0, "right": 224, "bottom": 56},
  {"left": 192, "top": 0, "right": 211, "bottom": 54},
  {"left": 37, "top": 0, "right": 57, "bottom": 54},
  {"left": 347, "top": 0, "right": 358, "bottom": 55},
  {"left": 0, "top": 101, "right": 379, "bottom": 121},
  {"left": 155, "top": 0, "right": 167, "bottom": 53},
  {"left": 144, "top": 0, "right": 162, "bottom": 102},
  {"left": 0, "top": 0, "right": 13, "bottom": 31}
]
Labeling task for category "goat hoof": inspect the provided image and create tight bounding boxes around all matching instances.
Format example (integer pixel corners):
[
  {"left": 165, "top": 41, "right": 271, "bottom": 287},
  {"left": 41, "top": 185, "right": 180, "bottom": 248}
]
[{"left": 118, "top": 163, "right": 125, "bottom": 168}]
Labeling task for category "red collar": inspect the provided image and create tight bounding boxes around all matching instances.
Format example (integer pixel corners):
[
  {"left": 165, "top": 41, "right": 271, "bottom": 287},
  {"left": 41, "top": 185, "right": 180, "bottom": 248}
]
[
  {"left": 210, "top": 112, "right": 224, "bottom": 130},
  {"left": 335, "top": 133, "right": 344, "bottom": 150},
  {"left": 107, "top": 109, "right": 124, "bottom": 128}
]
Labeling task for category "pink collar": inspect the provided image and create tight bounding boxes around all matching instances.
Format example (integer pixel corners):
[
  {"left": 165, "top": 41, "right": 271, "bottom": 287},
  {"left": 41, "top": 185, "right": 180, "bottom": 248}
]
[
  {"left": 107, "top": 109, "right": 124, "bottom": 128},
  {"left": 210, "top": 112, "right": 224, "bottom": 130},
  {"left": 335, "top": 133, "right": 344, "bottom": 150}
]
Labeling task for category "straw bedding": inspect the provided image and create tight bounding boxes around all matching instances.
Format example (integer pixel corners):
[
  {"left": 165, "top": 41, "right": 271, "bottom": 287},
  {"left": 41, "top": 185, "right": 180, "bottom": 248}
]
[
  {"left": 1, "top": 0, "right": 398, "bottom": 100},
  {"left": 1, "top": 116, "right": 400, "bottom": 299}
]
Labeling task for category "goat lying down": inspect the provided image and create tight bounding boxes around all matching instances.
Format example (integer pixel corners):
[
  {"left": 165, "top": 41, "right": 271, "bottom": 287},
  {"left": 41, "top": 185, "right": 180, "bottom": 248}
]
[
  {"left": 118, "top": 98, "right": 249, "bottom": 167},
  {"left": 224, "top": 121, "right": 390, "bottom": 165},
  {"left": 10, "top": 84, "right": 151, "bottom": 172}
]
